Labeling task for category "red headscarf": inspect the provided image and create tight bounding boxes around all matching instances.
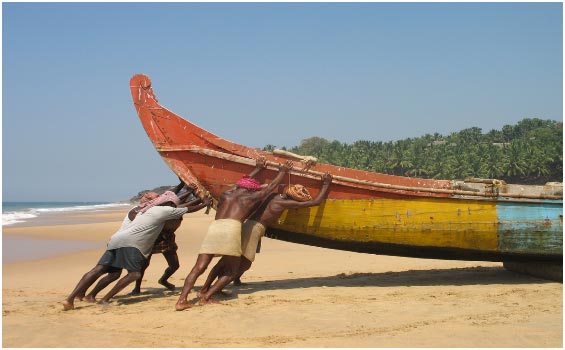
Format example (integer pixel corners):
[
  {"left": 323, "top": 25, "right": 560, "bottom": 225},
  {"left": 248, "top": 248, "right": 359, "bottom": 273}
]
[{"left": 236, "top": 176, "right": 262, "bottom": 191}]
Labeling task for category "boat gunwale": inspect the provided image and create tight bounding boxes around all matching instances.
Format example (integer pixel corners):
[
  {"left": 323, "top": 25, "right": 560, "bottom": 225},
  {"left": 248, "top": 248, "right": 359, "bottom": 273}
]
[{"left": 156, "top": 144, "right": 563, "bottom": 202}]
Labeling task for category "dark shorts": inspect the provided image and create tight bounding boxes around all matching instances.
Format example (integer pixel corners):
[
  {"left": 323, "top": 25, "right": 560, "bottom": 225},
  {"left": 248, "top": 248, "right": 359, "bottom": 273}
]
[{"left": 97, "top": 247, "right": 146, "bottom": 273}]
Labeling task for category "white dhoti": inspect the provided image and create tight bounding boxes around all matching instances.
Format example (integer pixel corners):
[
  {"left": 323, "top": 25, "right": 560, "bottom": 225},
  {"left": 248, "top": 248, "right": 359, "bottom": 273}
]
[
  {"left": 240, "top": 220, "right": 266, "bottom": 262},
  {"left": 199, "top": 219, "right": 242, "bottom": 257}
]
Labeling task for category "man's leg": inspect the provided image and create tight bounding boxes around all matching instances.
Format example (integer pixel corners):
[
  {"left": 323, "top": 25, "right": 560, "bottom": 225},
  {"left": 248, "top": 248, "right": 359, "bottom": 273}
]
[
  {"left": 131, "top": 255, "right": 152, "bottom": 295},
  {"left": 97, "top": 271, "right": 142, "bottom": 305},
  {"left": 198, "top": 256, "right": 227, "bottom": 296},
  {"left": 83, "top": 270, "right": 122, "bottom": 302},
  {"left": 200, "top": 255, "right": 241, "bottom": 305},
  {"left": 233, "top": 257, "right": 252, "bottom": 286},
  {"left": 175, "top": 254, "right": 214, "bottom": 311},
  {"left": 158, "top": 250, "right": 180, "bottom": 291},
  {"left": 62, "top": 265, "right": 109, "bottom": 311}
]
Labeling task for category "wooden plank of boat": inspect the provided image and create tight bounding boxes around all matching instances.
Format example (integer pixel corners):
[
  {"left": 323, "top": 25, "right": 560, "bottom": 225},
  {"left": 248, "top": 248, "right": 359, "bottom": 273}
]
[{"left": 129, "top": 74, "right": 563, "bottom": 264}]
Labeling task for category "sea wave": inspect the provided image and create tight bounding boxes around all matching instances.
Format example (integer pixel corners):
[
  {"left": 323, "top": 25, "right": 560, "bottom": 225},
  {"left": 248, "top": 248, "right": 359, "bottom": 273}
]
[
  {"left": 2, "top": 202, "right": 131, "bottom": 226},
  {"left": 2, "top": 212, "right": 39, "bottom": 226},
  {"left": 33, "top": 203, "right": 131, "bottom": 213}
]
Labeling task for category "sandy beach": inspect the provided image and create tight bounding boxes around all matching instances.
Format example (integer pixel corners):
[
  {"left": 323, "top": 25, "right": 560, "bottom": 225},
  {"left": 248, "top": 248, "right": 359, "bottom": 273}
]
[{"left": 2, "top": 208, "right": 562, "bottom": 348}]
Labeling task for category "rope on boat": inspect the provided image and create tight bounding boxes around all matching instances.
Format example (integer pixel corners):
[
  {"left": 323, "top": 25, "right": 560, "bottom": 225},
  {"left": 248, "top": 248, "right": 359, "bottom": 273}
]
[{"left": 156, "top": 145, "right": 563, "bottom": 201}]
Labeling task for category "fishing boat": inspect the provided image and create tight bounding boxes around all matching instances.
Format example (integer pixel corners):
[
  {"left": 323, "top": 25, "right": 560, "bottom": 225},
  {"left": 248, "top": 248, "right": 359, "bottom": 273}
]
[{"left": 130, "top": 74, "right": 562, "bottom": 279}]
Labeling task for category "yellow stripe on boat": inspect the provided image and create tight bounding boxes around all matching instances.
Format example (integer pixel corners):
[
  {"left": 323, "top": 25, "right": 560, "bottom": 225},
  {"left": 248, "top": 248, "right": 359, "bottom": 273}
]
[{"left": 273, "top": 198, "right": 499, "bottom": 251}]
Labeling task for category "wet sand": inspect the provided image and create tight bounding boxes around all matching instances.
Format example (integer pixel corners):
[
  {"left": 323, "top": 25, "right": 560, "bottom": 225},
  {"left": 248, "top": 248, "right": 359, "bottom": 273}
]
[
  {"left": 2, "top": 208, "right": 562, "bottom": 347},
  {"left": 2, "top": 236, "right": 105, "bottom": 263}
]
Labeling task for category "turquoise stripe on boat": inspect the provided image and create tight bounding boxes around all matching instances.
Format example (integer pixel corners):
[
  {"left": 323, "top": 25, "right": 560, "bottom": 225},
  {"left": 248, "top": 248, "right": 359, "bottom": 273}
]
[{"left": 497, "top": 201, "right": 563, "bottom": 256}]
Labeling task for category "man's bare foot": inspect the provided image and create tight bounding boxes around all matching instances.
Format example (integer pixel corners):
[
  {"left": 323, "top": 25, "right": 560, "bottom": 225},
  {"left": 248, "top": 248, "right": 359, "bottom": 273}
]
[
  {"left": 97, "top": 300, "right": 111, "bottom": 307},
  {"left": 198, "top": 297, "right": 221, "bottom": 306},
  {"left": 130, "top": 288, "right": 141, "bottom": 296},
  {"left": 196, "top": 288, "right": 208, "bottom": 298},
  {"left": 62, "top": 300, "right": 74, "bottom": 311},
  {"left": 175, "top": 301, "right": 193, "bottom": 311},
  {"left": 158, "top": 279, "right": 175, "bottom": 291},
  {"left": 81, "top": 295, "right": 96, "bottom": 303}
]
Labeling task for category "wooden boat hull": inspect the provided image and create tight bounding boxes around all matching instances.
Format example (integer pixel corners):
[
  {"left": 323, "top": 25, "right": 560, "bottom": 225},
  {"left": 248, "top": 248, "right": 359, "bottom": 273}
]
[
  {"left": 130, "top": 74, "right": 563, "bottom": 262},
  {"left": 267, "top": 197, "right": 562, "bottom": 261}
]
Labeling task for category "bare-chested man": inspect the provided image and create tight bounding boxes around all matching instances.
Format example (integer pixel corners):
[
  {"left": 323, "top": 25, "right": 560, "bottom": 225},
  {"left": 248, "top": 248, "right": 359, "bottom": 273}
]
[
  {"left": 129, "top": 183, "right": 202, "bottom": 295},
  {"left": 175, "top": 158, "right": 293, "bottom": 311},
  {"left": 131, "top": 216, "right": 184, "bottom": 295},
  {"left": 199, "top": 172, "right": 332, "bottom": 295}
]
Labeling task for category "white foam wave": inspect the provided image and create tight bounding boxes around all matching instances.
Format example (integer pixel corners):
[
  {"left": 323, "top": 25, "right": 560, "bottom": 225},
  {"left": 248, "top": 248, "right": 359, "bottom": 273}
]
[
  {"left": 3, "top": 212, "right": 39, "bottom": 226},
  {"left": 34, "top": 203, "right": 130, "bottom": 213},
  {"left": 2, "top": 203, "right": 130, "bottom": 226}
]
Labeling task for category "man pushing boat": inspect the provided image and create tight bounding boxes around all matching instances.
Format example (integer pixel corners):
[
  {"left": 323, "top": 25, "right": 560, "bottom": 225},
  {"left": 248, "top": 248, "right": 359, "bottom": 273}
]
[
  {"left": 198, "top": 171, "right": 333, "bottom": 297},
  {"left": 175, "top": 157, "right": 293, "bottom": 311},
  {"left": 62, "top": 183, "right": 210, "bottom": 311},
  {"left": 131, "top": 182, "right": 201, "bottom": 295}
]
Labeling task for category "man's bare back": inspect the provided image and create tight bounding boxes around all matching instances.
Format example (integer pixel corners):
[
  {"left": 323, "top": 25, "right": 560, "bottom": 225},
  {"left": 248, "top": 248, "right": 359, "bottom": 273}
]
[{"left": 214, "top": 160, "right": 294, "bottom": 222}]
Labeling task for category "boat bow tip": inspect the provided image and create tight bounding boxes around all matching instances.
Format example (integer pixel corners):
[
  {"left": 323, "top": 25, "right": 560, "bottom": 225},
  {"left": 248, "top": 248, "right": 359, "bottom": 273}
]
[
  {"left": 130, "top": 74, "right": 159, "bottom": 105},
  {"left": 130, "top": 73, "right": 152, "bottom": 88}
]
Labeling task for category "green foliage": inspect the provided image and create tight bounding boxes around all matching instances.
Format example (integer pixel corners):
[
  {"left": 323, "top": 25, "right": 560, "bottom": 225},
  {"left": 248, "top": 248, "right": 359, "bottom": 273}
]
[{"left": 262, "top": 118, "right": 563, "bottom": 184}]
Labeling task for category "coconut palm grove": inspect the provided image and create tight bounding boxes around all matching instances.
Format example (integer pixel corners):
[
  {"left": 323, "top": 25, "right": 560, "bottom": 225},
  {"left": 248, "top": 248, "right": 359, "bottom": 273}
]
[{"left": 263, "top": 118, "right": 563, "bottom": 185}]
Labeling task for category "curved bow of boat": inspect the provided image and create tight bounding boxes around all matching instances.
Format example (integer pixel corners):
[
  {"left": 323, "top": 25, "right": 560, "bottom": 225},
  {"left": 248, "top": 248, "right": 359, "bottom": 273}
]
[{"left": 130, "top": 73, "right": 212, "bottom": 199}]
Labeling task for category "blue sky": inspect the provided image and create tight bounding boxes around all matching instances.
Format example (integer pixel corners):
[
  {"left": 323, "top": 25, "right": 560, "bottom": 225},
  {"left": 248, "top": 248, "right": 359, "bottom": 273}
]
[{"left": 3, "top": 2, "right": 562, "bottom": 202}]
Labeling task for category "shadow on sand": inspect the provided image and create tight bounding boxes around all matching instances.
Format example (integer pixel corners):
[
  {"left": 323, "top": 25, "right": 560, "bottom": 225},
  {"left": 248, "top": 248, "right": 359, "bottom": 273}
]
[
  {"left": 213, "top": 265, "right": 554, "bottom": 301},
  {"left": 111, "top": 288, "right": 178, "bottom": 305},
  {"left": 106, "top": 265, "right": 552, "bottom": 305}
]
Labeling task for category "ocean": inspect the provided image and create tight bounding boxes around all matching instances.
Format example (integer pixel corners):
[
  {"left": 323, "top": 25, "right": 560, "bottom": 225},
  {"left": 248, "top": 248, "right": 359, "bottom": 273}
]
[
  {"left": 2, "top": 201, "right": 132, "bottom": 263},
  {"left": 2, "top": 201, "right": 131, "bottom": 226}
]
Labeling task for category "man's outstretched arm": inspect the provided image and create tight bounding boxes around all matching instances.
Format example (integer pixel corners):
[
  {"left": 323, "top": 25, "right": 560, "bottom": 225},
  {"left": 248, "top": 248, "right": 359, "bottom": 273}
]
[{"left": 250, "top": 160, "right": 293, "bottom": 201}]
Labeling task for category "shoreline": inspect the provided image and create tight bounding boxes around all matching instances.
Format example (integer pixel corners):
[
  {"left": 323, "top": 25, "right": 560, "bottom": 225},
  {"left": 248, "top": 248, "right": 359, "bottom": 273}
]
[
  {"left": 2, "top": 208, "right": 562, "bottom": 347},
  {"left": 2, "top": 203, "right": 130, "bottom": 228},
  {"left": 2, "top": 236, "right": 106, "bottom": 263},
  {"left": 2, "top": 206, "right": 129, "bottom": 263}
]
